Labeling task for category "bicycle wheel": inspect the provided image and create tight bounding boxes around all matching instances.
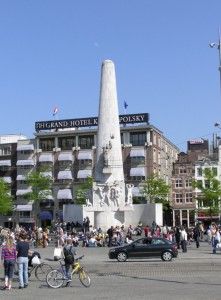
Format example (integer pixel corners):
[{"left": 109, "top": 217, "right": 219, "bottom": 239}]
[
  {"left": 46, "top": 270, "right": 64, "bottom": 289},
  {"left": 35, "top": 263, "right": 53, "bottom": 281},
  {"left": 79, "top": 269, "right": 91, "bottom": 287}
]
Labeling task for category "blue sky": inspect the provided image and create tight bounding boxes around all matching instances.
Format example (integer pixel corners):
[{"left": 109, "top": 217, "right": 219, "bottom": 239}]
[{"left": 0, "top": 1, "right": 221, "bottom": 151}]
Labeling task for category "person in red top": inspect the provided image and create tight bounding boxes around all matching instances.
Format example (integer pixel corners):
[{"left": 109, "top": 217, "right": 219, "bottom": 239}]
[
  {"left": 144, "top": 225, "right": 150, "bottom": 237},
  {"left": 1, "top": 236, "right": 17, "bottom": 290}
]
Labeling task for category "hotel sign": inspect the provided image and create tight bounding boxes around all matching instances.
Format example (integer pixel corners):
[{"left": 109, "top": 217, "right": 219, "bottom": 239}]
[{"left": 35, "top": 113, "right": 149, "bottom": 131}]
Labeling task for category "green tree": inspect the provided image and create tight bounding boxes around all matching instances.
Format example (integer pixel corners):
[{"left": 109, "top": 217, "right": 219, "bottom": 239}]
[
  {"left": 75, "top": 176, "right": 93, "bottom": 205},
  {"left": 25, "top": 168, "right": 53, "bottom": 202},
  {"left": 142, "top": 175, "right": 170, "bottom": 204},
  {"left": 192, "top": 168, "right": 221, "bottom": 219},
  {"left": 142, "top": 175, "right": 171, "bottom": 225},
  {"left": 0, "top": 178, "right": 13, "bottom": 214}
]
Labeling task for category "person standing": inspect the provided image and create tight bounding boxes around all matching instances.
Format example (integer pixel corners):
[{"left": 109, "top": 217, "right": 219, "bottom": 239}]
[
  {"left": 193, "top": 224, "right": 201, "bottom": 248},
  {"left": 175, "top": 227, "right": 181, "bottom": 249},
  {"left": 1, "top": 236, "right": 17, "bottom": 290},
  {"left": 180, "top": 226, "right": 188, "bottom": 253},
  {"left": 107, "top": 226, "right": 114, "bottom": 247},
  {"left": 63, "top": 237, "right": 76, "bottom": 286},
  {"left": 16, "top": 232, "right": 30, "bottom": 289}
]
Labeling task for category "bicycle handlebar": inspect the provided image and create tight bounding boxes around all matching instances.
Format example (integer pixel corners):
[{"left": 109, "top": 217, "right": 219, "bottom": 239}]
[{"left": 75, "top": 255, "right": 84, "bottom": 261}]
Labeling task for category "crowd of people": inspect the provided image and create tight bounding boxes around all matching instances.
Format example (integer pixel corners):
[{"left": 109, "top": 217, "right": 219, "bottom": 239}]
[{"left": 1, "top": 220, "right": 221, "bottom": 291}]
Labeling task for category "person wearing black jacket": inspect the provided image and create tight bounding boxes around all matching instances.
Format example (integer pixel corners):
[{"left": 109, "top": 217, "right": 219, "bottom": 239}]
[
  {"left": 193, "top": 224, "right": 201, "bottom": 248},
  {"left": 107, "top": 226, "right": 114, "bottom": 247}
]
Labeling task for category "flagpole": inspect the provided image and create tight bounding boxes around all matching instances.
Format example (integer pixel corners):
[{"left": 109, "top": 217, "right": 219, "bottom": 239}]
[{"left": 209, "top": 27, "right": 221, "bottom": 97}]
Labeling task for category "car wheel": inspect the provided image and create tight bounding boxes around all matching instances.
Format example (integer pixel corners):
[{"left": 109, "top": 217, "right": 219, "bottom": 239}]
[
  {"left": 161, "top": 251, "right": 172, "bottom": 261},
  {"left": 117, "top": 252, "right": 127, "bottom": 262}
]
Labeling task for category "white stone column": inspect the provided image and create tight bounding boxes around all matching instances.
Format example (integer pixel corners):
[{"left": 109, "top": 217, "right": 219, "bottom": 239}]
[{"left": 95, "top": 60, "right": 124, "bottom": 184}]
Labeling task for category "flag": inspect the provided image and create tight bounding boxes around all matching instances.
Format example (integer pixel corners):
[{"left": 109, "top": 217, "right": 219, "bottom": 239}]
[
  {"left": 124, "top": 100, "right": 128, "bottom": 109},
  {"left": 53, "top": 107, "right": 58, "bottom": 116}
]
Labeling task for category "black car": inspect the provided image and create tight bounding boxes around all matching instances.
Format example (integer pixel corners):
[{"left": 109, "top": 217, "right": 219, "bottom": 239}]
[{"left": 108, "top": 237, "right": 178, "bottom": 262}]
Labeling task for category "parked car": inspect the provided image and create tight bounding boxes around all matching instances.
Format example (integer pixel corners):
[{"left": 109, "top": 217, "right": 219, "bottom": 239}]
[{"left": 108, "top": 237, "right": 178, "bottom": 262}]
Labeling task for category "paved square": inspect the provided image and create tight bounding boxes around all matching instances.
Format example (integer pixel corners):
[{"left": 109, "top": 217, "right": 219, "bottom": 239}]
[{"left": 1, "top": 241, "right": 221, "bottom": 300}]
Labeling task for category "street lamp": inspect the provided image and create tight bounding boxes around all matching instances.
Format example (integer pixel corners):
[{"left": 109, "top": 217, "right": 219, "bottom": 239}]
[{"left": 209, "top": 28, "right": 221, "bottom": 94}]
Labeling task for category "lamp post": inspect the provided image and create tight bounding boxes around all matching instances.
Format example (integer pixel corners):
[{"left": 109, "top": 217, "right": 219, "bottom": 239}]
[{"left": 209, "top": 28, "right": 221, "bottom": 94}]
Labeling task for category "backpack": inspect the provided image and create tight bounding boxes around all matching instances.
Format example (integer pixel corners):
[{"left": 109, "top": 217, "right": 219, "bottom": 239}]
[{"left": 63, "top": 246, "right": 74, "bottom": 264}]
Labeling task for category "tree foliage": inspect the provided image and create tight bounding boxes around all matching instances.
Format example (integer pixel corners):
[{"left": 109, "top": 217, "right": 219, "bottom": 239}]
[
  {"left": 192, "top": 168, "right": 221, "bottom": 217},
  {"left": 142, "top": 174, "right": 170, "bottom": 205},
  {"left": 25, "top": 168, "right": 53, "bottom": 202},
  {"left": 0, "top": 179, "right": 13, "bottom": 214},
  {"left": 75, "top": 176, "right": 93, "bottom": 205}
]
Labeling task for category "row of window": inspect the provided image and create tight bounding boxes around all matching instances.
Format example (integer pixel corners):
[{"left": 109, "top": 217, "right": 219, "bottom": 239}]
[
  {"left": 196, "top": 167, "right": 217, "bottom": 177},
  {"left": 39, "top": 132, "right": 148, "bottom": 151},
  {"left": 175, "top": 179, "right": 192, "bottom": 188},
  {"left": 174, "top": 193, "right": 193, "bottom": 203}
]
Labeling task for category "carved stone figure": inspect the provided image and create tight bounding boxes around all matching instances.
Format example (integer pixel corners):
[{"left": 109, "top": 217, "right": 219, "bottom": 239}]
[
  {"left": 126, "top": 184, "right": 134, "bottom": 206},
  {"left": 85, "top": 198, "right": 92, "bottom": 207},
  {"left": 97, "top": 186, "right": 106, "bottom": 207}
]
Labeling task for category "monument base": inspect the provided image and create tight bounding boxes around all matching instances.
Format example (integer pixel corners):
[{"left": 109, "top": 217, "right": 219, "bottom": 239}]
[{"left": 63, "top": 203, "right": 162, "bottom": 231}]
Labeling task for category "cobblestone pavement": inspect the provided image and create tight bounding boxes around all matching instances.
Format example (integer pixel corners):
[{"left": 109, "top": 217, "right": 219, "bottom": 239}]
[{"left": 1, "top": 241, "right": 221, "bottom": 300}]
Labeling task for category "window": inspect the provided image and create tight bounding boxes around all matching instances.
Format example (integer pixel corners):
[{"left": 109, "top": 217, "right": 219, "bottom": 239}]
[
  {"left": 78, "top": 135, "right": 94, "bottom": 149},
  {"left": 131, "top": 157, "right": 145, "bottom": 166},
  {"left": 130, "top": 132, "right": 146, "bottom": 146},
  {"left": 121, "top": 133, "right": 124, "bottom": 144},
  {"left": 19, "top": 211, "right": 30, "bottom": 218},
  {"left": 39, "top": 139, "right": 55, "bottom": 151},
  {"left": 0, "top": 146, "right": 11, "bottom": 156},
  {"left": 58, "top": 161, "right": 72, "bottom": 168},
  {"left": 17, "top": 165, "right": 33, "bottom": 170},
  {"left": 151, "top": 239, "right": 166, "bottom": 245},
  {"left": 212, "top": 167, "right": 218, "bottom": 176},
  {"left": 175, "top": 193, "right": 183, "bottom": 203},
  {"left": 130, "top": 176, "right": 145, "bottom": 181},
  {"left": 197, "top": 180, "right": 203, "bottom": 188},
  {"left": 197, "top": 168, "right": 202, "bottom": 176},
  {"left": 185, "top": 179, "right": 192, "bottom": 188},
  {"left": 185, "top": 193, "right": 193, "bottom": 203},
  {"left": 79, "top": 159, "right": 92, "bottom": 168},
  {"left": 58, "top": 137, "right": 75, "bottom": 150},
  {"left": 179, "top": 168, "right": 186, "bottom": 174},
  {"left": 205, "top": 180, "right": 210, "bottom": 188},
  {"left": 175, "top": 179, "right": 183, "bottom": 188}
]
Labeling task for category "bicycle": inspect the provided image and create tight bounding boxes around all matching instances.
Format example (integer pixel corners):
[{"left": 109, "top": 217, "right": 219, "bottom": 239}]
[
  {"left": 14, "top": 261, "right": 52, "bottom": 282},
  {"left": 46, "top": 255, "right": 91, "bottom": 288}
]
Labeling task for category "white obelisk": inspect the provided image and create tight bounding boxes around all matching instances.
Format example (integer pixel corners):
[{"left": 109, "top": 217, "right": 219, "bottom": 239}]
[
  {"left": 93, "top": 60, "right": 126, "bottom": 228},
  {"left": 95, "top": 59, "right": 124, "bottom": 183}
]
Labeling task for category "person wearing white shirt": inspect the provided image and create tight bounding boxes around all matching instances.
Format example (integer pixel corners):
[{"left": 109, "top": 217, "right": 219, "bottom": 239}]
[{"left": 180, "top": 226, "right": 188, "bottom": 253}]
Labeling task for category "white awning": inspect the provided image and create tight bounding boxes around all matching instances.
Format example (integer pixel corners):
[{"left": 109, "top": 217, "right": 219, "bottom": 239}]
[
  {"left": 130, "top": 148, "right": 145, "bottom": 157},
  {"left": 0, "top": 160, "right": 11, "bottom": 167},
  {"left": 130, "top": 167, "right": 145, "bottom": 177},
  {"left": 78, "top": 151, "right": 92, "bottom": 160},
  {"left": 57, "top": 170, "right": 73, "bottom": 180},
  {"left": 17, "top": 144, "right": 34, "bottom": 151},
  {"left": 2, "top": 177, "right": 12, "bottom": 183},
  {"left": 57, "top": 189, "right": 72, "bottom": 200},
  {"left": 77, "top": 169, "right": 92, "bottom": 179},
  {"left": 16, "top": 202, "right": 33, "bottom": 211},
  {"left": 40, "top": 171, "right": 53, "bottom": 178},
  {"left": 132, "top": 187, "right": 143, "bottom": 197},
  {"left": 39, "top": 153, "right": 53, "bottom": 163},
  {"left": 17, "top": 175, "right": 26, "bottom": 181},
  {"left": 17, "top": 159, "right": 35, "bottom": 166},
  {"left": 16, "top": 188, "right": 32, "bottom": 196},
  {"left": 58, "top": 152, "right": 73, "bottom": 162}
]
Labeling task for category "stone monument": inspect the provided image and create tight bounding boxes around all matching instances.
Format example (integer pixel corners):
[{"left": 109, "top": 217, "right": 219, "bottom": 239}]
[
  {"left": 91, "top": 59, "right": 131, "bottom": 228},
  {"left": 63, "top": 60, "right": 163, "bottom": 230}
]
